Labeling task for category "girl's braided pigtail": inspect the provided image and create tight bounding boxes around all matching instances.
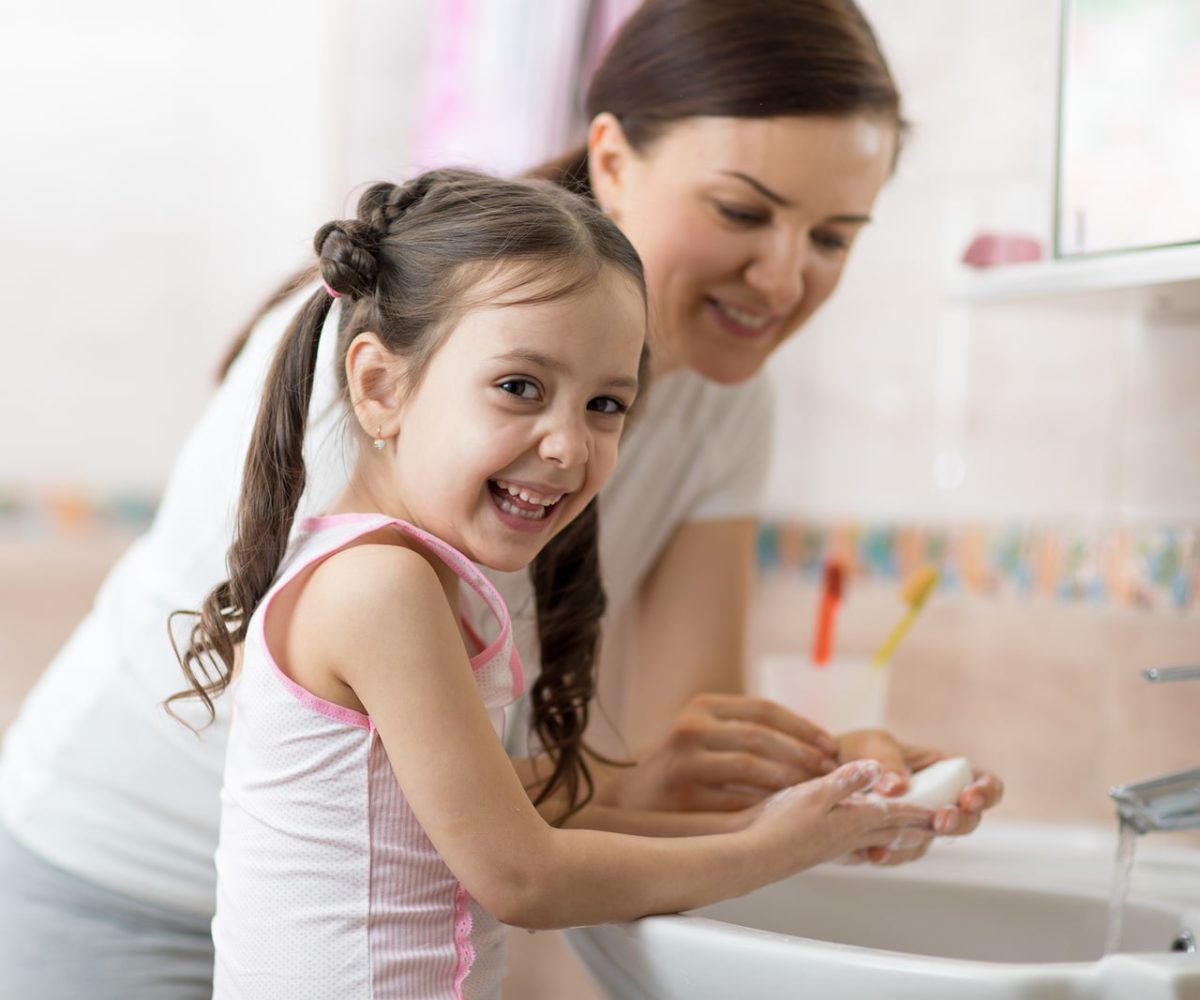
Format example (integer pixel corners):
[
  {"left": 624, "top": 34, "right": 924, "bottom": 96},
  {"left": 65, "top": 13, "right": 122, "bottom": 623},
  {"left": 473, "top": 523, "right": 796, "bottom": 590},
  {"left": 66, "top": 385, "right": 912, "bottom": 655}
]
[{"left": 168, "top": 219, "right": 377, "bottom": 725}]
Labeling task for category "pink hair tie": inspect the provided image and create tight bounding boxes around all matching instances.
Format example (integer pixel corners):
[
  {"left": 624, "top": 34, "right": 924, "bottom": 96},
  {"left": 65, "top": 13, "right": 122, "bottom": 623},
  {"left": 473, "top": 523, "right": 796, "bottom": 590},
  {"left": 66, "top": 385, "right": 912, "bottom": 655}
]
[{"left": 322, "top": 279, "right": 341, "bottom": 299}]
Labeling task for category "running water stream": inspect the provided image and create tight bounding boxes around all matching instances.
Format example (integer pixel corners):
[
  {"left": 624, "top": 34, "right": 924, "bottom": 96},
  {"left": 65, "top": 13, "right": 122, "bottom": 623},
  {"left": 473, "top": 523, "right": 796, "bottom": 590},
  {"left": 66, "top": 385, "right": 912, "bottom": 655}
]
[{"left": 1104, "top": 820, "right": 1140, "bottom": 955}]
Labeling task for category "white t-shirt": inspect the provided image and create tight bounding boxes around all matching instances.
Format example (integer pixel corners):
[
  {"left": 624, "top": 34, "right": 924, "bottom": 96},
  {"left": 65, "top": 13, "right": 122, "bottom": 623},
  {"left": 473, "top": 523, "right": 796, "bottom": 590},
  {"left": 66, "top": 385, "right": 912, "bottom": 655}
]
[{"left": 0, "top": 286, "right": 773, "bottom": 916}]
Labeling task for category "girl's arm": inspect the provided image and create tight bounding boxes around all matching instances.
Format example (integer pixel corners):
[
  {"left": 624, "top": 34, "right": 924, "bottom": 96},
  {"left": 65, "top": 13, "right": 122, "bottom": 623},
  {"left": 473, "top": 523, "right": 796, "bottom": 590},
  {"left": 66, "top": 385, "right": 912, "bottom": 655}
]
[{"left": 302, "top": 542, "right": 933, "bottom": 930}]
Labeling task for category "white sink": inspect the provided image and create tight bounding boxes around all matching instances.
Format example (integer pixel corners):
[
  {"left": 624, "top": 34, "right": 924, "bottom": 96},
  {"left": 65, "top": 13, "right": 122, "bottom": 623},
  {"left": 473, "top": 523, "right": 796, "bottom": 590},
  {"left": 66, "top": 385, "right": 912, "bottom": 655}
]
[{"left": 566, "top": 823, "right": 1200, "bottom": 999}]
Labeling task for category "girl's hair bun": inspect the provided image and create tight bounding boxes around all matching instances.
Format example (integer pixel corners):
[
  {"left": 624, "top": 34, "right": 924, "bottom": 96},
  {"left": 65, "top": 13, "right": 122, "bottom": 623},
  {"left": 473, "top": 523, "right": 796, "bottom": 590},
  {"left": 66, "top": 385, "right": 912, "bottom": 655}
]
[
  {"left": 314, "top": 219, "right": 379, "bottom": 301},
  {"left": 314, "top": 175, "right": 439, "bottom": 300}
]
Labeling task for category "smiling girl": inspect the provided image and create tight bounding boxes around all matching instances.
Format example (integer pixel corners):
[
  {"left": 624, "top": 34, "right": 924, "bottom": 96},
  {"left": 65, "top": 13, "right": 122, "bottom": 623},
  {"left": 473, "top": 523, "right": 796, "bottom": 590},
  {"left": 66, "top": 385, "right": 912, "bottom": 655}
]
[{"left": 174, "top": 170, "right": 933, "bottom": 999}]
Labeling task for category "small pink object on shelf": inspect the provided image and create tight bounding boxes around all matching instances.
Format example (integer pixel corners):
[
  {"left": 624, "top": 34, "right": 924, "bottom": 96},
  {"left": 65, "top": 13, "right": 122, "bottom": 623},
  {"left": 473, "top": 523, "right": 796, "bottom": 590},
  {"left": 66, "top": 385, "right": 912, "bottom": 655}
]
[{"left": 961, "top": 233, "right": 1044, "bottom": 268}]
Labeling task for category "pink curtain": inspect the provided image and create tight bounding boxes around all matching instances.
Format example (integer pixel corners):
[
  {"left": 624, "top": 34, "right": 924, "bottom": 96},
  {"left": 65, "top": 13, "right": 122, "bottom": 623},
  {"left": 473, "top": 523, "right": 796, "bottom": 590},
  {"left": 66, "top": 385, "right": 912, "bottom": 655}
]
[{"left": 410, "top": 0, "right": 640, "bottom": 176}]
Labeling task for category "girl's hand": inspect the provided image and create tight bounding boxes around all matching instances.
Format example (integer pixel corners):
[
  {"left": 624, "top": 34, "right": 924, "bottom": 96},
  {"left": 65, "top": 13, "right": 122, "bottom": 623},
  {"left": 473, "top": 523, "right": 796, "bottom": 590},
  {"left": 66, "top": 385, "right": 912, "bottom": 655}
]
[
  {"left": 616, "top": 693, "right": 841, "bottom": 813},
  {"left": 747, "top": 760, "right": 935, "bottom": 874},
  {"left": 836, "top": 732, "right": 1005, "bottom": 863}
]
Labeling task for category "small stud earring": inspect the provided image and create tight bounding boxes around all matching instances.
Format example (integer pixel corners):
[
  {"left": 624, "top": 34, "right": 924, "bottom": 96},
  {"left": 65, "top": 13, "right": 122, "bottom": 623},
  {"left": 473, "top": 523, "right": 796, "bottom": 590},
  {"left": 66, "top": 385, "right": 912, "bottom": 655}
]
[{"left": 372, "top": 427, "right": 386, "bottom": 451}]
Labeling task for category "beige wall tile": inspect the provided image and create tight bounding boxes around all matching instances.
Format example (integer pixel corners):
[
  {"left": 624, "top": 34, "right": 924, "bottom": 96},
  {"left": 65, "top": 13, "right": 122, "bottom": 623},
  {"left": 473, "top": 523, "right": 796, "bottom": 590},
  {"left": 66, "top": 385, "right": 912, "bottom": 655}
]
[{"left": 749, "top": 574, "right": 1200, "bottom": 828}]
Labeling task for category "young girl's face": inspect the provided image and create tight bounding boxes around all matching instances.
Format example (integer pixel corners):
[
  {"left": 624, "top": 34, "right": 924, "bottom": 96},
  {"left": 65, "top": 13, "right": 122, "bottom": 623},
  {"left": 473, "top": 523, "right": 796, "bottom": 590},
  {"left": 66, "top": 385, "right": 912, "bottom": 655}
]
[
  {"left": 592, "top": 113, "right": 895, "bottom": 385},
  {"left": 376, "top": 266, "right": 645, "bottom": 572}
]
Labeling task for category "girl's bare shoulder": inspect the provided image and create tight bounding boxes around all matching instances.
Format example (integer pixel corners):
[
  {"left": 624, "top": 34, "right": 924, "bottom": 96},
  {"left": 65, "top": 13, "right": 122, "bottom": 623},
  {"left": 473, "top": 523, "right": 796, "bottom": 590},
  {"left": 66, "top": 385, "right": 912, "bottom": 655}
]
[{"left": 302, "top": 527, "right": 448, "bottom": 628}]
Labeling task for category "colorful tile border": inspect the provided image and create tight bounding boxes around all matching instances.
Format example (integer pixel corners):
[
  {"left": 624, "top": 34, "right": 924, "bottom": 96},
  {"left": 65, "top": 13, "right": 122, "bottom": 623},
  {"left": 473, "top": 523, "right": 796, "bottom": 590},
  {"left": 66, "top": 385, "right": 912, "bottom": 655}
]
[
  {"left": 0, "top": 490, "right": 157, "bottom": 536},
  {"left": 756, "top": 521, "right": 1200, "bottom": 616},
  {"left": 2, "top": 491, "right": 1195, "bottom": 615}
]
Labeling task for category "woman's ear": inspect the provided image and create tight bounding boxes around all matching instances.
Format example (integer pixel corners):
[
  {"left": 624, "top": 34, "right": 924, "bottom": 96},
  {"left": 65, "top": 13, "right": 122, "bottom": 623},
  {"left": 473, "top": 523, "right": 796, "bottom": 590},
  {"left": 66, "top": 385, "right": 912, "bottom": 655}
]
[
  {"left": 587, "top": 112, "right": 633, "bottom": 223},
  {"left": 344, "top": 332, "right": 406, "bottom": 442}
]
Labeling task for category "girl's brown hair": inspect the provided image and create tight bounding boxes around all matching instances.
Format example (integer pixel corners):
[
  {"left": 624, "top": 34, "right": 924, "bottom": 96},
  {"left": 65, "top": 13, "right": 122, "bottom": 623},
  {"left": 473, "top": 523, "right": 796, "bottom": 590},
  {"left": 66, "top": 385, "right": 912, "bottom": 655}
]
[
  {"left": 173, "top": 169, "right": 647, "bottom": 821},
  {"left": 534, "top": 0, "right": 907, "bottom": 195}
]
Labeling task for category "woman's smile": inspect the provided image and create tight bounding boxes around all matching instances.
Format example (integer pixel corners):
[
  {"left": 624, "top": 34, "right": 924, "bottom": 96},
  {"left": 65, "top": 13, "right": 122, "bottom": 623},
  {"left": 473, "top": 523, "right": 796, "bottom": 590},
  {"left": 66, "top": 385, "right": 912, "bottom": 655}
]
[{"left": 705, "top": 296, "right": 781, "bottom": 341}]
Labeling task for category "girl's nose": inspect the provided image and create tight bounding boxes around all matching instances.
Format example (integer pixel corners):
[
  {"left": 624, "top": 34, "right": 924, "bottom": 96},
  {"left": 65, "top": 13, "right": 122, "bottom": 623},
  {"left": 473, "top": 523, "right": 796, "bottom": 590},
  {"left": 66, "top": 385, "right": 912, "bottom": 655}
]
[
  {"left": 539, "top": 414, "right": 589, "bottom": 468},
  {"left": 744, "top": 232, "right": 805, "bottom": 310}
]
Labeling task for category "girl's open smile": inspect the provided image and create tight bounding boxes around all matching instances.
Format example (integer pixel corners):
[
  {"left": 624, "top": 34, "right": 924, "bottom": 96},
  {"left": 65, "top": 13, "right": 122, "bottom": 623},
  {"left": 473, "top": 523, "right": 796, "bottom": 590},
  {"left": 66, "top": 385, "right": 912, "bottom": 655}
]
[{"left": 487, "top": 478, "right": 568, "bottom": 532}]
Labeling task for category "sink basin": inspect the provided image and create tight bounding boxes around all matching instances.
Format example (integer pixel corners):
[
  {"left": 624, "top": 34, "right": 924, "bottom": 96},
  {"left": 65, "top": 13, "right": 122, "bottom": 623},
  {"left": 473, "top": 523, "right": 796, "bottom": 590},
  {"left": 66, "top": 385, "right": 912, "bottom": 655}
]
[{"left": 566, "top": 823, "right": 1200, "bottom": 999}]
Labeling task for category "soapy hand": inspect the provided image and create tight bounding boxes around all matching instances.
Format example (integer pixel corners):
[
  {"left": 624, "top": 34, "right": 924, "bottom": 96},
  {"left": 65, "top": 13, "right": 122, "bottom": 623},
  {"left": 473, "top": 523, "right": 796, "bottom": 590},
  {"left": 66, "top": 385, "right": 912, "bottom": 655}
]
[
  {"left": 836, "top": 730, "right": 1004, "bottom": 865},
  {"left": 749, "top": 760, "right": 935, "bottom": 874},
  {"left": 616, "top": 693, "right": 841, "bottom": 813}
]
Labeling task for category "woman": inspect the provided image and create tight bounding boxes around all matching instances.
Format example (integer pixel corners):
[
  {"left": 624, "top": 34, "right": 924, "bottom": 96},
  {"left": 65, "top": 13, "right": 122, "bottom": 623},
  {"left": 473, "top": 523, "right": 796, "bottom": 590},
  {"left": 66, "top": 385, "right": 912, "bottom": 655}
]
[
  {"left": 526, "top": 0, "right": 998, "bottom": 820},
  {"left": 0, "top": 2, "right": 1000, "bottom": 997}
]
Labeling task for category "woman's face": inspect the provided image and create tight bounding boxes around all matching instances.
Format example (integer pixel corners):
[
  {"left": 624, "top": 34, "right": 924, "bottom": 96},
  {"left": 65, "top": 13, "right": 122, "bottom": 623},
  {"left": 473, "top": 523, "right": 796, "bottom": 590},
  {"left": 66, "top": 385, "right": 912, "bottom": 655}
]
[{"left": 589, "top": 114, "right": 896, "bottom": 384}]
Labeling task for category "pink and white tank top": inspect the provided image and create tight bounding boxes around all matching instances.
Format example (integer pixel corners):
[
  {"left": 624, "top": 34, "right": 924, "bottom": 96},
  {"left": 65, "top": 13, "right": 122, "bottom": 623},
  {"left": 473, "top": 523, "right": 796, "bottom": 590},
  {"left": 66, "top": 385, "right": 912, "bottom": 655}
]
[{"left": 212, "top": 513, "right": 524, "bottom": 1000}]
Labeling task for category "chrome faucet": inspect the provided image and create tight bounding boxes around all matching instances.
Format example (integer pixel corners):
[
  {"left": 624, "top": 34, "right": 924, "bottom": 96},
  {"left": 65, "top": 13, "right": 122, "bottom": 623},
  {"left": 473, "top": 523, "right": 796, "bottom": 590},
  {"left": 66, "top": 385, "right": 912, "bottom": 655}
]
[{"left": 1108, "top": 666, "right": 1200, "bottom": 834}]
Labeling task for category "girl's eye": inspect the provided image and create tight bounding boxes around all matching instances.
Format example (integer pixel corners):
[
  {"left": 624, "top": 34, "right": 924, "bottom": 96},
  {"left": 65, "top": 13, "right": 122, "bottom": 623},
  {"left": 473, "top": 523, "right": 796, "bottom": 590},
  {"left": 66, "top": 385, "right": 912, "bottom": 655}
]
[
  {"left": 497, "top": 378, "right": 541, "bottom": 401},
  {"left": 716, "top": 201, "right": 769, "bottom": 227},
  {"left": 588, "top": 396, "right": 628, "bottom": 416}
]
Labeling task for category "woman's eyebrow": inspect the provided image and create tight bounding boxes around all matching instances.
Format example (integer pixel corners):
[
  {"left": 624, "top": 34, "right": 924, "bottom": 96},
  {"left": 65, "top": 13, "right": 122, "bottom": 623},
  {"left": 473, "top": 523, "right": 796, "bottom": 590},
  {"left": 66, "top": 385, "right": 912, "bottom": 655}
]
[
  {"left": 720, "top": 170, "right": 792, "bottom": 207},
  {"left": 719, "top": 170, "right": 873, "bottom": 225}
]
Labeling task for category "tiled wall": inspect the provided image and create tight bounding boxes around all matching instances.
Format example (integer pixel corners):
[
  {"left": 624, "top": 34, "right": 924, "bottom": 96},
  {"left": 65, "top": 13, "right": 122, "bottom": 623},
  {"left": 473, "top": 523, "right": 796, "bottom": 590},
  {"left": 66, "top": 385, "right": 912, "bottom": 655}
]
[
  {"left": 747, "top": 0, "right": 1200, "bottom": 836},
  {"left": 747, "top": 570, "right": 1200, "bottom": 834}
]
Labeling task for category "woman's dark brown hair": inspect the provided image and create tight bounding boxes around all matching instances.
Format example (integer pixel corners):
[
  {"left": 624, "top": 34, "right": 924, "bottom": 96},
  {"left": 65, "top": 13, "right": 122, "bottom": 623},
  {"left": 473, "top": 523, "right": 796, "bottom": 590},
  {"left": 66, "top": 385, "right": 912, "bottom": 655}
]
[
  {"left": 535, "top": 0, "right": 907, "bottom": 196},
  {"left": 172, "top": 169, "right": 648, "bottom": 822}
]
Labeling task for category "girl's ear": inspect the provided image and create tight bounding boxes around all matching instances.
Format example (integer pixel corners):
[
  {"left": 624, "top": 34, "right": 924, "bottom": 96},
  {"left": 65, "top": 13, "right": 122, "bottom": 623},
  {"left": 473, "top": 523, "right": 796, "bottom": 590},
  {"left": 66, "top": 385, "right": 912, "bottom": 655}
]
[
  {"left": 587, "top": 112, "right": 633, "bottom": 223},
  {"left": 345, "top": 332, "right": 407, "bottom": 441}
]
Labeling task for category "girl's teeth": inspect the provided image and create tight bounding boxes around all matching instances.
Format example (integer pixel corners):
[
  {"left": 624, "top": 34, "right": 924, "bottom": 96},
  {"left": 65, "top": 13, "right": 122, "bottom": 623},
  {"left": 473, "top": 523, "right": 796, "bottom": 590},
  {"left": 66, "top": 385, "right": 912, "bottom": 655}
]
[
  {"left": 495, "top": 480, "right": 559, "bottom": 507},
  {"left": 495, "top": 495, "right": 548, "bottom": 520}
]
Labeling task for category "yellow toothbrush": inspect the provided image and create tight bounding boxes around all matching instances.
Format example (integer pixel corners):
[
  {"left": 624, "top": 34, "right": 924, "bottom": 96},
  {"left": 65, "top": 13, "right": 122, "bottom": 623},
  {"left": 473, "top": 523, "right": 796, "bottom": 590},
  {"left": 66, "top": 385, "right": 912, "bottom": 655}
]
[{"left": 872, "top": 567, "right": 939, "bottom": 667}]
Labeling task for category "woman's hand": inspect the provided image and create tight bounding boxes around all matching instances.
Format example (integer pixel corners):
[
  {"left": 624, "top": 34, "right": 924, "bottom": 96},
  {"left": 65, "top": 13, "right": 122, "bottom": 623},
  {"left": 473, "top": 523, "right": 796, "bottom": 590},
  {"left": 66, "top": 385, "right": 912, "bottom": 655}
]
[
  {"left": 615, "top": 693, "right": 841, "bottom": 812},
  {"left": 835, "top": 730, "right": 1005, "bottom": 864}
]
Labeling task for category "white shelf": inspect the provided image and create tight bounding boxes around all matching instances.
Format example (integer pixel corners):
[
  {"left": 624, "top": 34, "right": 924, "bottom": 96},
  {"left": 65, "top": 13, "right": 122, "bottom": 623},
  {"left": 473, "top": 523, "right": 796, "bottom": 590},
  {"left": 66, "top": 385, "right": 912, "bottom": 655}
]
[{"left": 949, "top": 242, "right": 1200, "bottom": 302}]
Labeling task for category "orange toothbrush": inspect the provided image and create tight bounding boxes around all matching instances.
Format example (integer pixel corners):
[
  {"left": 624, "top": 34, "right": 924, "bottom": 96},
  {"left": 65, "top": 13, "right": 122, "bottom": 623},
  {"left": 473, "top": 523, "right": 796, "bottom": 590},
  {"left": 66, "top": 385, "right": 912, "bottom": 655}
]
[{"left": 811, "top": 560, "right": 844, "bottom": 667}]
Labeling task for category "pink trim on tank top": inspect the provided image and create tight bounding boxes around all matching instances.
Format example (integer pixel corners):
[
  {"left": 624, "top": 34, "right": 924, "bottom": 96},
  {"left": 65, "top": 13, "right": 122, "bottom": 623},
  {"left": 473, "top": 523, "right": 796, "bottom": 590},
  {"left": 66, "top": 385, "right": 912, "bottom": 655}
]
[
  {"left": 451, "top": 882, "right": 475, "bottom": 999},
  {"left": 266, "top": 653, "right": 373, "bottom": 729},
  {"left": 253, "top": 523, "right": 373, "bottom": 730}
]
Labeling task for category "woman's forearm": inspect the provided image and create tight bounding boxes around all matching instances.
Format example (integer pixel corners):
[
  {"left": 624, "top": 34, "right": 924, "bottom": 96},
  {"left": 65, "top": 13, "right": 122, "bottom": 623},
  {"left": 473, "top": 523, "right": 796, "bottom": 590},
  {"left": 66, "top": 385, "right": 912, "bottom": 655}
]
[
  {"left": 621, "top": 519, "right": 756, "bottom": 747},
  {"left": 511, "top": 755, "right": 744, "bottom": 834}
]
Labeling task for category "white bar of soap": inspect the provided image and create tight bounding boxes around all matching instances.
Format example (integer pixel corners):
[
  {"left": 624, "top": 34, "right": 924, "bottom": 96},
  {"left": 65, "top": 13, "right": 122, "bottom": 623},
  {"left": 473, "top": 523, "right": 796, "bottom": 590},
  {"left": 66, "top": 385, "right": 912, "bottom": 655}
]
[{"left": 868, "top": 756, "right": 973, "bottom": 809}]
